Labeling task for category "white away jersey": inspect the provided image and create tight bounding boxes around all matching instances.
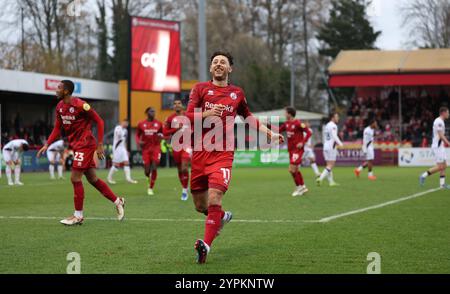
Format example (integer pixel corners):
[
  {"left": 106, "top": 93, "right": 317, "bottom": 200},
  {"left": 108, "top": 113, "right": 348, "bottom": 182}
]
[
  {"left": 323, "top": 121, "right": 343, "bottom": 150},
  {"left": 113, "top": 126, "right": 127, "bottom": 150},
  {"left": 3, "top": 139, "right": 28, "bottom": 152},
  {"left": 432, "top": 117, "right": 446, "bottom": 149},
  {"left": 363, "top": 126, "right": 374, "bottom": 150},
  {"left": 48, "top": 140, "right": 65, "bottom": 152}
]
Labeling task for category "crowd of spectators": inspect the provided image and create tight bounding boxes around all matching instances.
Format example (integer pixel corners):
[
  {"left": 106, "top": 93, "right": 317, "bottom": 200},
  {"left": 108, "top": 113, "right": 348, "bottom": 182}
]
[
  {"left": 342, "top": 88, "right": 449, "bottom": 146},
  {"left": 1, "top": 113, "right": 52, "bottom": 148}
]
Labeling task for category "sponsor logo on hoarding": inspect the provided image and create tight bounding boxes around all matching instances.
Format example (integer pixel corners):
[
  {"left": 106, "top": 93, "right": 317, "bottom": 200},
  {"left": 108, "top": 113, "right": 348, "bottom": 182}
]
[{"left": 45, "top": 79, "right": 81, "bottom": 94}]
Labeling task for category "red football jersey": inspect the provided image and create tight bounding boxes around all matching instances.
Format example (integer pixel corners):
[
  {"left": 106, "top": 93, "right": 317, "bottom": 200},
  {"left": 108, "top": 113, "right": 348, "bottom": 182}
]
[
  {"left": 279, "top": 119, "right": 311, "bottom": 152},
  {"left": 186, "top": 81, "right": 258, "bottom": 151},
  {"left": 163, "top": 112, "right": 191, "bottom": 146},
  {"left": 135, "top": 119, "right": 163, "bottom": 150},
  {"left": 50, "top": 97, "right": 101, "bottom": 150}
]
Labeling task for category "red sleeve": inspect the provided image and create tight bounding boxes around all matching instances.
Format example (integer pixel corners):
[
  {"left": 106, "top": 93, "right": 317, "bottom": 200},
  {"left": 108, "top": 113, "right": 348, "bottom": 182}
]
[
  {"left": 237, "top": 96, "right": 260, "bottom": 129},
  {"left": 278, "top": 123, "right": 286, "bottom": 133},
  {"left": 300, "top": 122, "right": 312, "bottom": 143},
  {"left": 135, "top": 123, "right": 142, "bottom": 145},
  {"left": 86, "top": 108, "right": 104, "bottom": 144},
  {"left": 185, "top": 84, "right": 202, "bottom": 123},
  {"left": 47, "top": 112, "right": 62, "bottom": 145},
  {"left": 158, "top": 122, "right": 164, "bottom": 136},
  {"left": 163, "top": 118, "right": 177, "bottom": 137}
]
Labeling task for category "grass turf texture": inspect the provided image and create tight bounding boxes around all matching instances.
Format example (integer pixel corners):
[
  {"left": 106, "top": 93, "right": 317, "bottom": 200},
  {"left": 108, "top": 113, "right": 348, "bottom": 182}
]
[{"left": 0, "top": 166, "right": 449, "bottom": 273}]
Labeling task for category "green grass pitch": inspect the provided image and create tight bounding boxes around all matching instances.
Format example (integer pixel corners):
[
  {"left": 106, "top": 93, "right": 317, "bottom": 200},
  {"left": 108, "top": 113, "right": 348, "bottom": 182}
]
[{"left": 0, "top": 166, "right": 449, "bottom": 273}]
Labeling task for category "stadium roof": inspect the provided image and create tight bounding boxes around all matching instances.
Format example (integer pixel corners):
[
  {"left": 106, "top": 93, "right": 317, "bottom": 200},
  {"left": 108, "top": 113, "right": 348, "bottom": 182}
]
[
  {"left": 328, "top": 49, "right": 450, "bottom": 87},
  {"left": 0, "top": 69, "right": 118, "bottom": 101}
]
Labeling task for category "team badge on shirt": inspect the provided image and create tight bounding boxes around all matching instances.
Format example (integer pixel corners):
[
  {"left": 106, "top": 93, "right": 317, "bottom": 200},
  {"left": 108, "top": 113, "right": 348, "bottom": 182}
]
[
  {"left": 69, "top": 107, "right": 75, "bottom": 113},
  {"left": 230, "top": 92, "right": 237, "bottom": 100}
]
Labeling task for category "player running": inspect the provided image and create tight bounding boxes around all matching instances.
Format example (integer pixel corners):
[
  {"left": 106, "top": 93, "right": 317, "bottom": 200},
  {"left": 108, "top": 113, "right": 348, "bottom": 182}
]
[
  {"left": 46, "top": 139, "right": 67, "bottom": 180},
  {"left": 163, "top": 98, "right": 192, "bottom": 201},
  {"left": 136, "top": 107, "right": 163, "bottom": 196},
  {"left": 186, "top": 51, "right": 284, "bottom": 264},
  {"left": 2, "top": 139, "right": 29, "bottom": 186},
  {"left": 419, "top": 106, "right": 450, "bottom": 189},
  {"left": 354, "top": 119, "right": 378, "bottom": 180},
  {"left": 317, "top": 112, "right": 344, "bottom": 186},
  {"left": 279, "top": 107, "right": 312, "bottom": 197},
  {"left": 302, "top": 121, "right": 321, "bottom": 178},
  {"left": 37, "top": 80, "right": 125, "bottom": 225},
  {"left": 107, "top": 119, "right": 138, "bottom": 185}
]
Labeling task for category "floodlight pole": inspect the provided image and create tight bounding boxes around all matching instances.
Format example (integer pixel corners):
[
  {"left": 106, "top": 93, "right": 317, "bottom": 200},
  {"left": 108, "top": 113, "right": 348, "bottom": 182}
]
[
  {"left": 290, "top": 15, "right": 296, "bottom": 107},
  {"left": 198, "top": 0, "right": 207, "bottom": 82},
  {"left": 398, "top": 86, "right": 402, "bottom": 143},
  {"left": 127, "top": 14, "right": 132, "bottom": 157}
]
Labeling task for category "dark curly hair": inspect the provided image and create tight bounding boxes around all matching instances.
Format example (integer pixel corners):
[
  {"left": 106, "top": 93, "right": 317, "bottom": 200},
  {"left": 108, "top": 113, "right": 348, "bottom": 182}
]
[{"left": 210, "top": 51, "right": 234, "bottom": 66}]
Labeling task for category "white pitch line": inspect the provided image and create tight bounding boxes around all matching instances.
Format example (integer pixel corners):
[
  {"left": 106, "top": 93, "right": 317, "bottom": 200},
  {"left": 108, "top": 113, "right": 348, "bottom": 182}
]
[
  {"left": 318, "top": 188, "right": 442, "bottom": 223},
  {"left": 0, "top": 215, "right": 316, "bottom": 224},
  {"left": 1, "top": 189, "right": 441, "bottom": 224}
]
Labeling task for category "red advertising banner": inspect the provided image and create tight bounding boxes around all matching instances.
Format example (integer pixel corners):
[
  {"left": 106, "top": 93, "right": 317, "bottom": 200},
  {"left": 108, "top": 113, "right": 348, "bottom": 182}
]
[{"left": 131, "top": 17, "right": 181, "bottom": 92}]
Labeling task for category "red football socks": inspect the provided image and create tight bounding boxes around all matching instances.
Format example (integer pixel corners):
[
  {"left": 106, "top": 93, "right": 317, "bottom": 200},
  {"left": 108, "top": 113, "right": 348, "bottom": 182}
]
[
  {"left": 296, "top": 171, "right": 304, "bottom": 186},
  {"left": 178, "top": 171, "right": 189, "bottom": 189},
  {"left": 204, "top": 205, "right": 224, "bottom": 246},
  {"left": 92, "top": 179, "right": 118, "bottom": 203},
  {"left": 72, "top": 180, "right": 84, "bottom": 211},
  {"left": 291, "top": 171, "right": 304, "bottom": 186},
  {"left": 150, "top": 170, "right": 157, "bottom": 188}
]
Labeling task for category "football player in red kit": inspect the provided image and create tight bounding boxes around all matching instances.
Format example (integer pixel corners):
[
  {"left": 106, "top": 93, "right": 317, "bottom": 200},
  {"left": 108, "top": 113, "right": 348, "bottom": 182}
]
[
  {"left": 279, "top": 107, "right": 312, "bottom": 197},
  {"left": 136, "top": 107, "right": 163, "bottom": 196},
  {"left": 185, "top": 51, "right": 284, "bottom": 264},
  {"left": 163, "top": 98, "right": 192, "bottom": 201},
  {"left": 37, "top": 80, "right": 125, "bottom": 226}
]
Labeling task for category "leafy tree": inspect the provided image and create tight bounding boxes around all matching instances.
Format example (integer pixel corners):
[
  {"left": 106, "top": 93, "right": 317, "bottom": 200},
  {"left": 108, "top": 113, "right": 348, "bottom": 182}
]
[
  {"left": 317, "top": 0, "right": 381, "bottom": 108},
  {"left": 317, "top": 0, "right": 381, "bottom": 59}
]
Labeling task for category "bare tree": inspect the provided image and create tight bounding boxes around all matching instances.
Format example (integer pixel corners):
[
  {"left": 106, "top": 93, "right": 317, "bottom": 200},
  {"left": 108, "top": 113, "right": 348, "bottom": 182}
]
[{"left": 401, "top": 0, "right": 450, "bottom": 48}]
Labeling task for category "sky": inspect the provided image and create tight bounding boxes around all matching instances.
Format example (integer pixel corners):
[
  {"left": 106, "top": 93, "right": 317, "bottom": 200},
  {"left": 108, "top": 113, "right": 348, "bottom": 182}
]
[
  {"left": 0, "top": 0, "right": 412, "bottom": 51},
  {"left": 368, "top": 0, "right": 411, "bottom": 50}
]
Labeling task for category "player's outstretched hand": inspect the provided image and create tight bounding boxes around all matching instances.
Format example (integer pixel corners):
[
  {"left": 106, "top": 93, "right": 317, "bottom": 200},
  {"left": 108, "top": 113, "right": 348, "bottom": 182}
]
[
  {"left": 203, "top": 104, "right": 225, "bottom": 118},
  {"left": 37, "top": 144, "right": 48, "bottom": 158},
  {"left": 270, "top": 132, "right": 284, "bottom": 144},
  {"left": 97, "top": 144, "right": 105, "bottom": 160}
]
